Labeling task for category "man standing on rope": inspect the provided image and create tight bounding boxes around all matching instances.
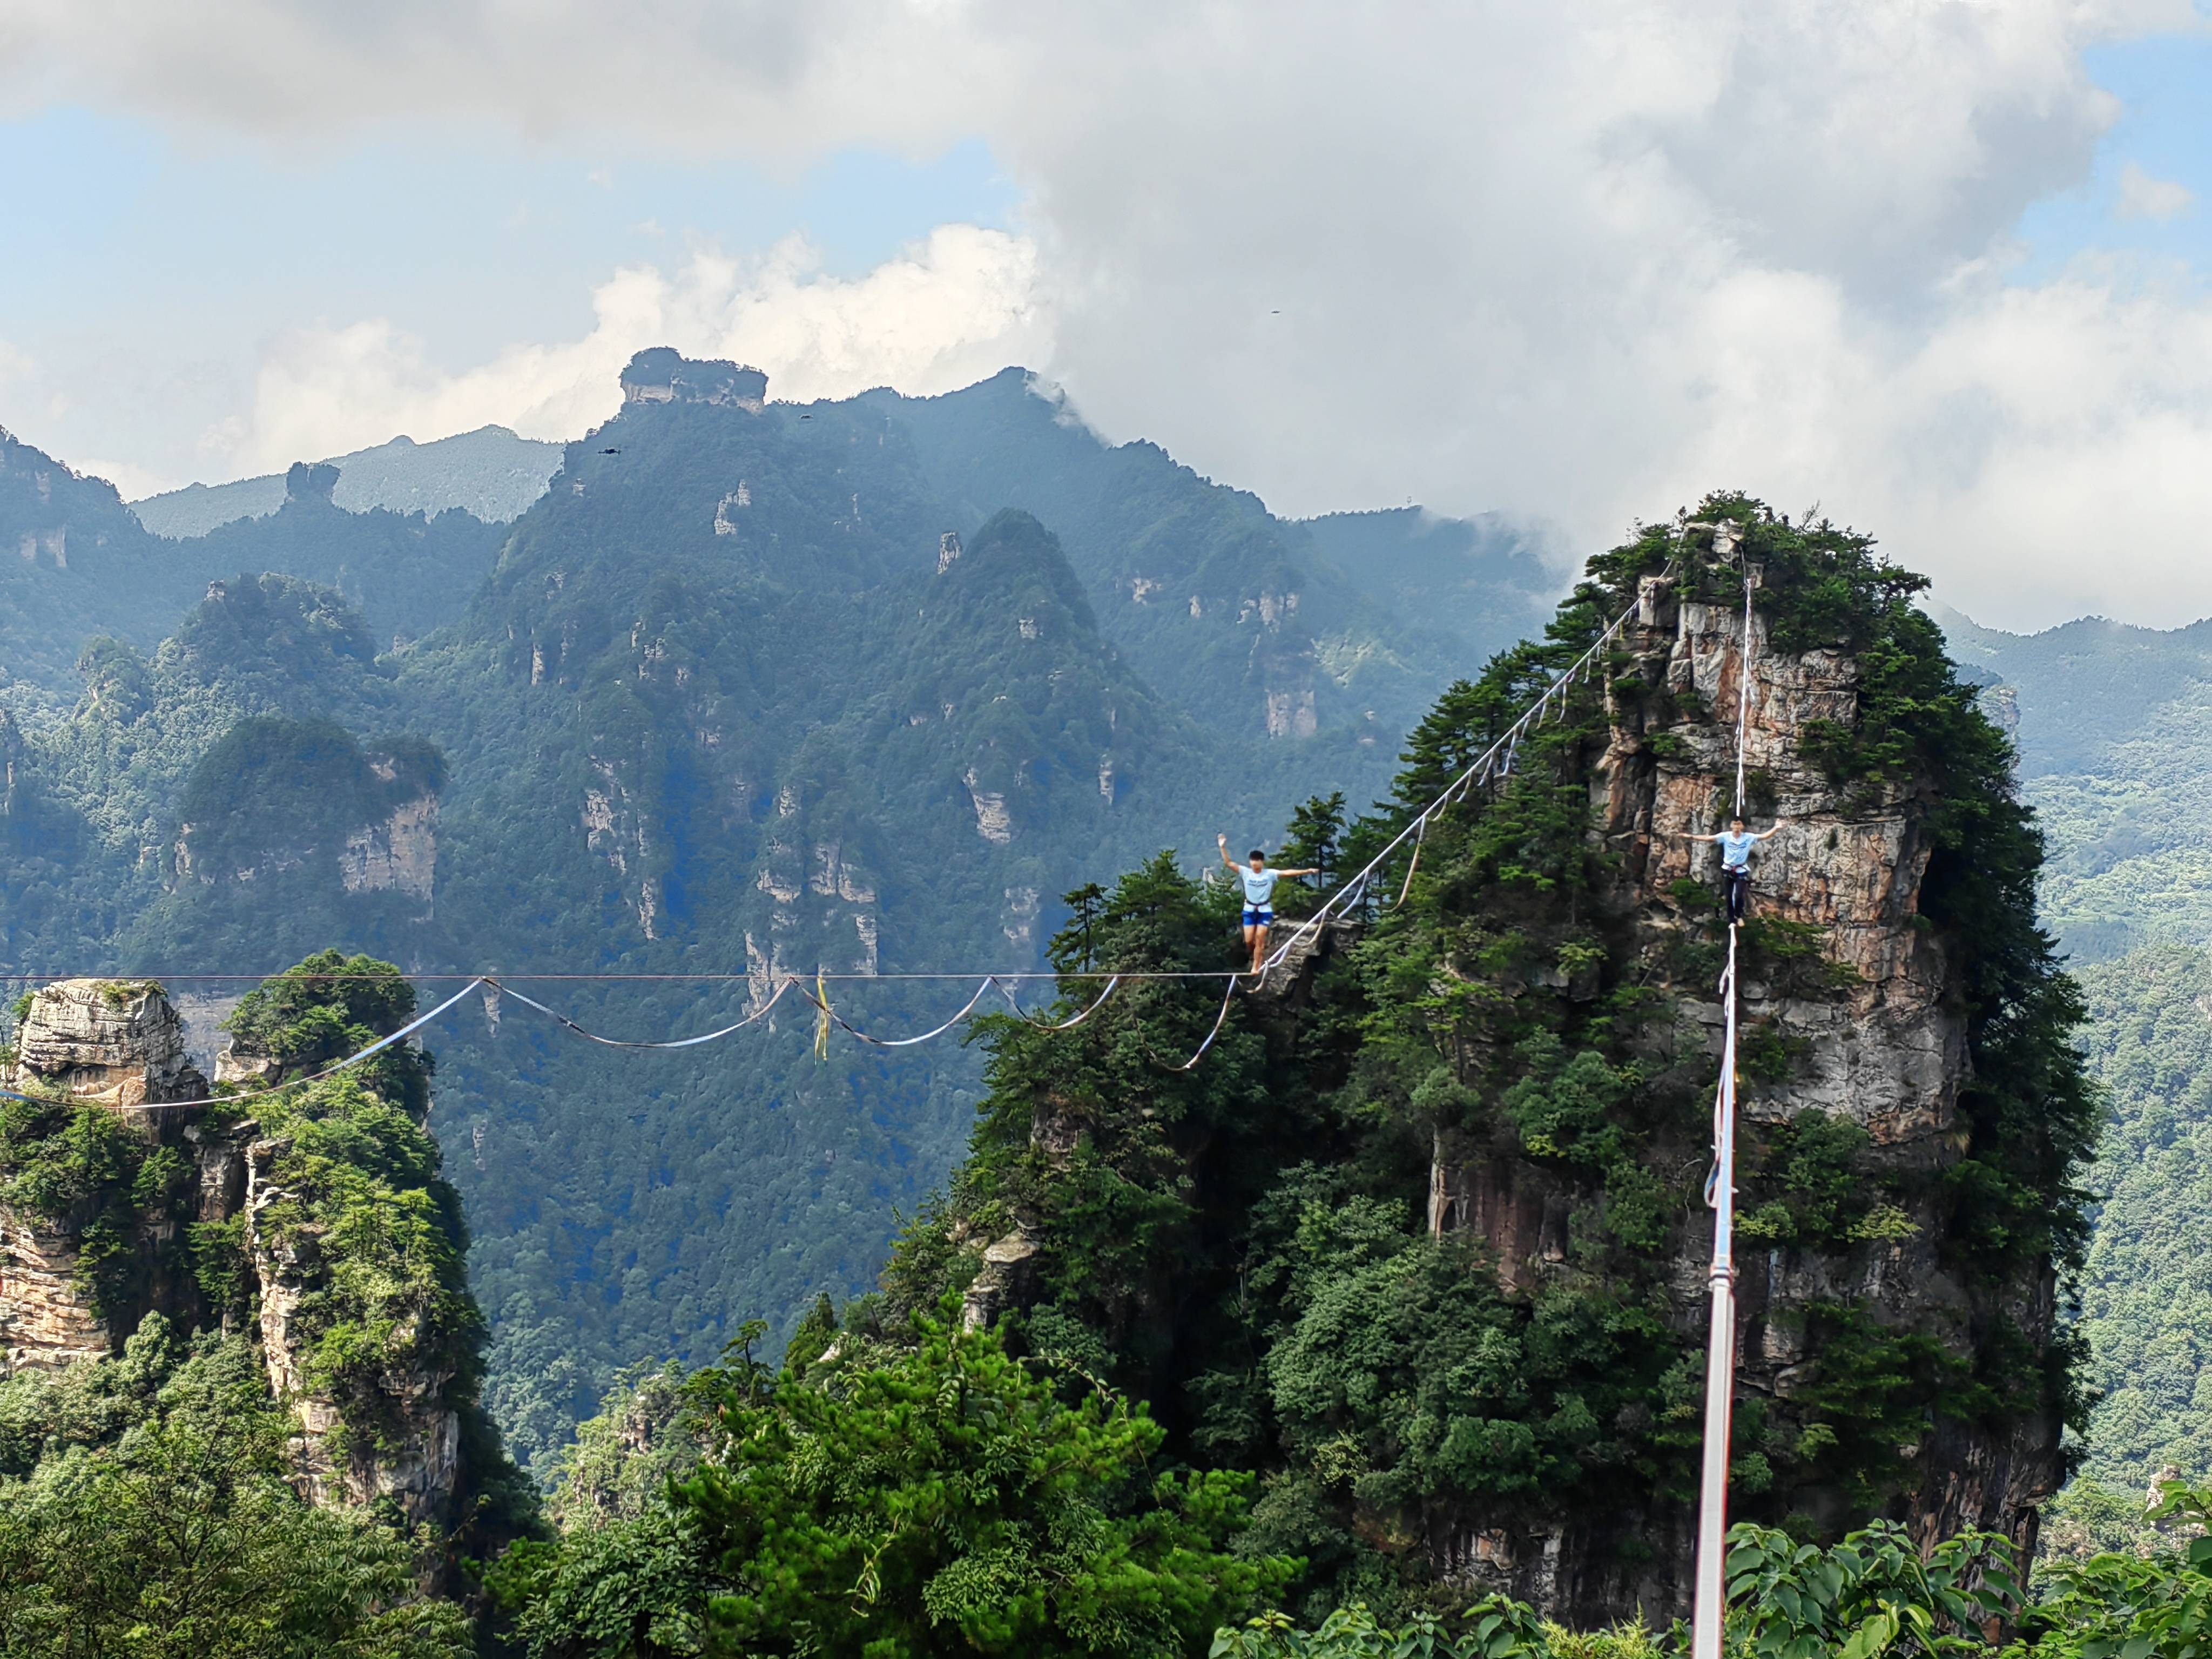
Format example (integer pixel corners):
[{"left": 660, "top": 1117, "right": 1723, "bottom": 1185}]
[
  {"left": 1684, "top": 815, "right": 1782, "bottom": 925},
  {"left": 1219, "top": 835, "right": 1321, "bottom": 975}
]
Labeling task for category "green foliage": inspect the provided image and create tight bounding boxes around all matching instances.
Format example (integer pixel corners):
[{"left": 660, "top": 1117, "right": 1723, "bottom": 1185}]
[
  {"left": 489, "top": 1505, "right": 714, "bottom": 1659},
  {"left": 2040, "top": 1478, "right": 2179, "bottom": 1564},
  {"left": 542, "top": 1360, "right": 705, "bottom": 1532},
  {"left": 2059, "top": 946, "right": 2212, "bottom": 1496},
  {"left": 0, "top": 1314, "right": 471, "bottom": 1658},
  {"left": 226, "top": 950, "right": 436, "bottom": 1114},
  {"left": 882, "top": 850, "right": 1272, "bottom": 1357},
  {"left": 1723, "top": 1517, "right": 2016, "bottom": 1659},
  {"left": 690, "top": 1299, "right": 1284, "bottom": 1657},
  {"left": 494, "top": 1300, "right": 1286, "bottom": 1658},
  {"left": 0, "top": 1076, "right": 181, "bottom": 1323},
  {"left": 1734, "top": 1111, "right": 1874, "bottom": 1247},
  {"left": 1500, "top": 1036, "right": 1635, "bottom": 1164},
  {"left": 1258, "top": 1230, "right": 1683, "bottom": 1514},
  {"left": 1220, "top": 1488, "right": 2212, "bottom": 1659},
  {"left": 2022, "top": 1483, "right": 2212, "bottom": 1659},
  {"left": 1211, "top": 1597, "right": 1556, "bottom": 1659},
  {"left": 0, "top": 1087, "right": 147, "bottom": 1222}
]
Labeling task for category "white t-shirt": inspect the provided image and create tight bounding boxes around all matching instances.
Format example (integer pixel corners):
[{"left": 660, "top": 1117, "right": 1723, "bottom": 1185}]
[
  {"left": 1236, "top": 867, "right": 1280, "bottom": 907},
  {"left": 1717, "top": 830, "right": 1758, "bottom": 869}
]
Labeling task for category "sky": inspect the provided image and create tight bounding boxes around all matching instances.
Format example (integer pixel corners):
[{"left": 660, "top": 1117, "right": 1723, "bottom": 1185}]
[{"left": 2, "top": 1, "right": 2210, "bottom": 632}]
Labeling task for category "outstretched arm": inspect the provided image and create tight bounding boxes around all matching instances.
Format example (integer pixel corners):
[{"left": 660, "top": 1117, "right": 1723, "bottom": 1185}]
[
  {"left": 1680, "top": 831, "right": 1718, "bottom": 842},
  {"left": 1276, "top": 867, "right": 1321, "bottom": 879},
  {"left": 1217, "top": 834, "right": 1242, "bottom": 872},
  {"left": 1753, "top": 821, "right": 1785, "bottom": 841}
]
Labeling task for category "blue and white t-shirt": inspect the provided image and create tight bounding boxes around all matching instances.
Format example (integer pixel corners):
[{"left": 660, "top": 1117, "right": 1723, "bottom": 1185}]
[
  {"left": 1236, "top": 867, "right": 1280, "bottom": 908},
  {"left": 1717, "top": 830, "right": 1758, "bottom": 869}
]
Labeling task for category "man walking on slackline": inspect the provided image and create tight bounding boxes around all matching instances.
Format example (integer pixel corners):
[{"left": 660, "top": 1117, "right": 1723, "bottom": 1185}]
[
  {"left": 1219, "top": 835, "right": 1322, "bottom": 975},
  {"left": 1683, "top": 814, "right": 1783, "bottom": 925}
]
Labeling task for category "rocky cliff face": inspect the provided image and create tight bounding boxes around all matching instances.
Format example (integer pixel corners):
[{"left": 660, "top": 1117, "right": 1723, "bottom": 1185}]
[
  {"left": 2, "top": 982, "right": 229, "bottom": 1367},
  {"left": 618, "top": 346, "right": 767, "bottom": 409},
  {"left": 172, "top": 724, "right": 441, "bottom": 920},
  {"left": 246, "top": 1135, "right": 463, "bottom": 1527},
  {"left": 339, "top": 788, "right": 439, "bottom": 912},
  {"left": 1, "top": 979, "right": 473, "bottom": 1530},
  {"left": 1424, "top": 564, "right": 2062, "bottom": 1616}
]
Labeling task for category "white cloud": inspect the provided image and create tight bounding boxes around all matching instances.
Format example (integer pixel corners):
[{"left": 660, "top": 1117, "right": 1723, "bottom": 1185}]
[
  {"left": 71, "top": 455, "right": 183, "bottom": 501},
  {"left": 223, "top": 225, "right": 1046, "bottom": 473},
  {"left": 10, "top": 0, "right": 2212, "bottom": 628},
  {"left": 2117, "top": 160, "right": 2195, "bottom": 221}
]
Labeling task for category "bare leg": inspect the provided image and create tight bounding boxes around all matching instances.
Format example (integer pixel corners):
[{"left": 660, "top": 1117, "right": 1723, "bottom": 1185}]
[{"left": 1251, "top": 922, "right": 1270, "bottom": 974}]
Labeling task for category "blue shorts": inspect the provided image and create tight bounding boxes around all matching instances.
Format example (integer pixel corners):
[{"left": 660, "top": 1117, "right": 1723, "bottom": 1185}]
[{"left": 1243, "top": 907, "right": 1273, "bottom": 928}]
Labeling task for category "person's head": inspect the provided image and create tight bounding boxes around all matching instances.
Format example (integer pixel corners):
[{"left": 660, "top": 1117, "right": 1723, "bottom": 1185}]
[
  {"left": 1730, "top": 815, "right": 1746, "bottom": 831},
  {"left": 1249, "top": 849, "right": 1267, "bottom": 870}
]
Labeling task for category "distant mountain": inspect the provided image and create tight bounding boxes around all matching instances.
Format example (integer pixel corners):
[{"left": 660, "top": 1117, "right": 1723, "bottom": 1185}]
[
  {"left": 0, "top": 445, "right": 507, "bottom": 702},
  {"left": 1929, "top": 599, "right": 2212, "bottom": 963},
  {"left": 0, "top": 427, "right": 176, "bottom": 692},
  {"left": 130, "top": 424, "right": 564, "bottom": 538},
  {"left": 1300, "top": 503, "right": 1560, "bottom": 659},
  {"left": 1926, "top": 599, "right": 2212, "bottom": 1523}
]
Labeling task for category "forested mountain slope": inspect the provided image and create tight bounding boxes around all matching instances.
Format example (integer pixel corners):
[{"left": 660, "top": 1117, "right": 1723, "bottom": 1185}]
[
  {"left": 1932, "top": 601, "right": 2212, "bottom": 965},
  {"left": 0, "top": 350, "right": 1558, "bottom": 1475},
  {"left": 865, "top": 371, "right": 1555, "bottom": 756},
  {"left": 0, "top": 433, "right": 505, "bottom": 700},
  {"left": 1921, "top": 602, "right": 2212, "bottom": 1542}
]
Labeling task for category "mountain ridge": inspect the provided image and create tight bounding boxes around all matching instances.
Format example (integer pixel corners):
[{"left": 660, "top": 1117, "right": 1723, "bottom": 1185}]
[{"left": 130, "top": 424, "right": 565, "bottom": 538}]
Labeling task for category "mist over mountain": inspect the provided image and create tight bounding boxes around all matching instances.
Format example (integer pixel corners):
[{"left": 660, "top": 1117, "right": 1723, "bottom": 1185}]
[{"left": 130, "top": 424, "right": 564, "bottom": 538}]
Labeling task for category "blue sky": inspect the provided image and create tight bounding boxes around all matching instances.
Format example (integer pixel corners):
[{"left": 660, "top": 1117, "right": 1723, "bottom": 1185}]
[
  {"left": 2012, "top": 35, "right": 2212, "bottom": 282},
  {"left": 0, "top": 107, "right": 1021, "bottom": 489},
  {"left": 5, "top": 109, "right": 1019, "bottom": 356}
]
